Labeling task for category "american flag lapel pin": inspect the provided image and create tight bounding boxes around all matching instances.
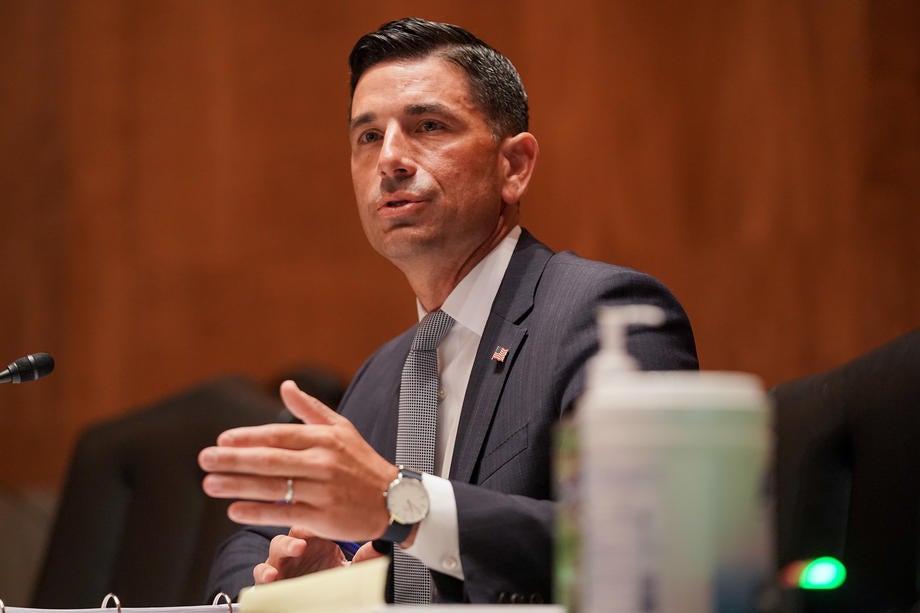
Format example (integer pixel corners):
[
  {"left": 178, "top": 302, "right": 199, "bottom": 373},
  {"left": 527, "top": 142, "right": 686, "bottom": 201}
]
[{"left": 491, "top": 345, "right": 509, "bottom": 363}]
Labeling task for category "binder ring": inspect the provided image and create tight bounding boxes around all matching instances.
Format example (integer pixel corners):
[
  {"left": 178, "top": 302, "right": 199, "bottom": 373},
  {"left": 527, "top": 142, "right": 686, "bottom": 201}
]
[
  {"left": 212, "top": 591, "right": 233, "bottom": 612},
  {"left": 1, "top": 596, "right": 5, "bottom": 613},
  {"left": 100, "top": 592, "right": 122, "bottom": 612}
]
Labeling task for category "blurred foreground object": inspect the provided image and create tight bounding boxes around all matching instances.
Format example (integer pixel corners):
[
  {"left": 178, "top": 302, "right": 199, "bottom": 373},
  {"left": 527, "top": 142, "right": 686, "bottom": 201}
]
[
  {"left": 779, "top": 557, "right": 847, "bottom": 591},
  {"left": 771, "top": 328, "right": 920, "bottom": 612},
  {"left": 556, "top": 305, "right": 771, "bottom": 612}
]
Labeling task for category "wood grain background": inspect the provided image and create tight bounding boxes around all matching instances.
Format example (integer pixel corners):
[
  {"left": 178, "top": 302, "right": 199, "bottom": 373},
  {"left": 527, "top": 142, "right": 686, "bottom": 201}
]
[{"left": 1, "top": 0, "right": 917, "bottom": 488}]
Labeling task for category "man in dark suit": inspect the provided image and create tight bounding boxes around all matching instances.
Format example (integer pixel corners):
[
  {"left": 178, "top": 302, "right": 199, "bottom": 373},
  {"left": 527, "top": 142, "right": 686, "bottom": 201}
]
[{"left": 198, "top": 17, "right": 697, "bottom": 604}]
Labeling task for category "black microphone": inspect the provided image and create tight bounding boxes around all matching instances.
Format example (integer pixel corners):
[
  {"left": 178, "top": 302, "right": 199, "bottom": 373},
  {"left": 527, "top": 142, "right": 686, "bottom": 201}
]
[{"left": 0, "top": 353, "right": 55, "bottom": 384}]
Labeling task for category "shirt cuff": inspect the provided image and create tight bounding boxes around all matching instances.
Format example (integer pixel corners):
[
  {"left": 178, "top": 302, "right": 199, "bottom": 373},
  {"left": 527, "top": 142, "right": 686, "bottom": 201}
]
[{"left": 401, "top": 473, "right": 464, "bottom": 580}]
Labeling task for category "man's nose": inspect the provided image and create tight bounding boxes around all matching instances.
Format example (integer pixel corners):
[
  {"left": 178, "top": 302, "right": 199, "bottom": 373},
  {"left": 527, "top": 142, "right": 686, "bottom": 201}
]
[{"left": 377, "top": 127, "right": 416, "bottom": 178}]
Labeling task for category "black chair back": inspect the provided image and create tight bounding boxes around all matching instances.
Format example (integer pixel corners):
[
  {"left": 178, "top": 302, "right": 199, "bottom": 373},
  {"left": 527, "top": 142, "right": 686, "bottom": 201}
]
[
  {"left": 771, "top": 329, "right": 920, "bottom": 612},
  {"left": 32, "top": 376, "right": 283, "bottom": 607}
]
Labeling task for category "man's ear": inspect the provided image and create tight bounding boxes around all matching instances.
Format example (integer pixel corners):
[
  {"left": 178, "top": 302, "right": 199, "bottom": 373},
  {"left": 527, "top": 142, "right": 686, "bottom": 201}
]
[{"left": 499, "top": 132, "right": 539, "bottom": 204}]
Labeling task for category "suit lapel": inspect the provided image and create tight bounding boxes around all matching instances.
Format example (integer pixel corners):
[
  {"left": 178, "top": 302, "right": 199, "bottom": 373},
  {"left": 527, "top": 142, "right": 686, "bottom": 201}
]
[{"left": 449, "top": 231, "right": 554, "bottom": 483}]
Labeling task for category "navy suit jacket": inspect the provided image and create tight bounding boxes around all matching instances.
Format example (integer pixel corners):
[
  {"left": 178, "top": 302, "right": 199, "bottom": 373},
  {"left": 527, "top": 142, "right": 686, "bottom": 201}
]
[{"left": 206, "top": 230, "right": 698, "bottom": 603}]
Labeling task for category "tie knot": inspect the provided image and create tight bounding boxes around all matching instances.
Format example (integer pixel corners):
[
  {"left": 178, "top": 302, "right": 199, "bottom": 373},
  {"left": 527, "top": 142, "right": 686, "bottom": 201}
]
[{"left": 412, "top": 309, "right": 454, "bottom": 351}]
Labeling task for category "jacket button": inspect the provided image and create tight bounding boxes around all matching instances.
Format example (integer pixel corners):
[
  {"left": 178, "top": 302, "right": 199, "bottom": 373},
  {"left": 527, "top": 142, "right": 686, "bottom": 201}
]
[{"left": 441, "top": 555, "right": 459, "bottom": 571}]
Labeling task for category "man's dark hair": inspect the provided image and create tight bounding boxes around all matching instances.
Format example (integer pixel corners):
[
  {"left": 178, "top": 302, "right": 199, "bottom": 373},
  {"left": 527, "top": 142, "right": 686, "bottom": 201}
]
[{"left": 349, "top": 17, "right": 529, "bottom": 138}]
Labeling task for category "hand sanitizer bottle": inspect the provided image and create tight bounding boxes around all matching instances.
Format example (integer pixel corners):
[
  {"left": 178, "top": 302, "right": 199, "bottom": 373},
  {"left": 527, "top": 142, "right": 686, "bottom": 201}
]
[{"left": 557, "top": 305, "right": 772, "bottom": 613}]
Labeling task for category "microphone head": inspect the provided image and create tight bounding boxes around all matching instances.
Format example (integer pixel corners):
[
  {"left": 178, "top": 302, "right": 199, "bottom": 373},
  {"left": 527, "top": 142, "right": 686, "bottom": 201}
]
[{"left": 0, "top": 352, "right": 55, "bottom": 384}]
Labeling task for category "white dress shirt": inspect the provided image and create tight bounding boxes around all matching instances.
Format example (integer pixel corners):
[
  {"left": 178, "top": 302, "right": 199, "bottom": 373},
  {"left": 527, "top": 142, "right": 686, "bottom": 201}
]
[{"left": 401, "top": 226, "right": 521, "bottom": 580}]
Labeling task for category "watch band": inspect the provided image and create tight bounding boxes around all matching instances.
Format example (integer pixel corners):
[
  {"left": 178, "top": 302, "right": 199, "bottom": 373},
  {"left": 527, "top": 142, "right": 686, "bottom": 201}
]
[
  {"left": 381, "top": 467, "right": 424, "bottom": 543},
  {"left": 381, "top": 517, "right": 415, "bottom": 543},
  {"left": 396, "top": 466, "right": 423, "bottom": 481}
]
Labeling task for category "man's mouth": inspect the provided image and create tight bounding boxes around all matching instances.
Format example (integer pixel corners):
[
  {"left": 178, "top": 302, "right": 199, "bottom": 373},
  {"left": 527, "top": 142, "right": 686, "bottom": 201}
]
[{"left": 378, "top": 196, "right": 424, "bottom": 211}]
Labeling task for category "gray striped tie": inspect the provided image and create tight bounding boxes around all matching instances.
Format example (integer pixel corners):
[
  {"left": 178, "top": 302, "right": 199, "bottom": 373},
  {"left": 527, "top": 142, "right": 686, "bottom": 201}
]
[{"left": 393, "top": 309, "right": 454, "bottom": 604}]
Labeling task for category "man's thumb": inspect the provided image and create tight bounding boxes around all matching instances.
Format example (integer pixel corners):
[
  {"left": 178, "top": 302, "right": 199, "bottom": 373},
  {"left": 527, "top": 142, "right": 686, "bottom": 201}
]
[{"left": 279, "top": 380, "right": 338, "bottom": 425}]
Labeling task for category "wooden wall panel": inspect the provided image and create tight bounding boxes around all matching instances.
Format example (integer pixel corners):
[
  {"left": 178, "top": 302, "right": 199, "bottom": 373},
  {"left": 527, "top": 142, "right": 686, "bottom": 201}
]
[
  {"left": 1, "top": 0, "right": 917, "bottom": 487},
  {"left": 0, "top": 1, "right": 69, "bottom": 485}
]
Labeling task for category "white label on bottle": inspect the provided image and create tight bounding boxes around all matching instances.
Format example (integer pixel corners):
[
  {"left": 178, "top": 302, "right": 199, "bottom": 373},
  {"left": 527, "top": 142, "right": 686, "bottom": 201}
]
[{"left": 584, "top": 459, "right": 663, "bottom": 613}]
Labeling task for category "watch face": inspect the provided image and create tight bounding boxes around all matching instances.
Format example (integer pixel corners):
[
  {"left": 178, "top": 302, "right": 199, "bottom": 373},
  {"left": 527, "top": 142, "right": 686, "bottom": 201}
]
[{"left": 387, "top": 476, "right": 430, "bottom": 524}]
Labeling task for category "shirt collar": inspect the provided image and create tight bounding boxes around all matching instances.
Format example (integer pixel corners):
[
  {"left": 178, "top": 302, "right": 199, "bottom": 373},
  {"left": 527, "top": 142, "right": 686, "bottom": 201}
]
[{"left": 416, "top": 226, "right": 521, "bottom": 337}]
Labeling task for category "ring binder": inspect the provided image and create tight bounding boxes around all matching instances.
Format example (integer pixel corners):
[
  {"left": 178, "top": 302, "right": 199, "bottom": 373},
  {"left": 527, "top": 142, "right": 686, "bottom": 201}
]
[
  {"left": 100, "top": 593, "right": 122, "bottom": 612},
  {"left": 211, "top": 593, "right": 232, "bottom": 612}
]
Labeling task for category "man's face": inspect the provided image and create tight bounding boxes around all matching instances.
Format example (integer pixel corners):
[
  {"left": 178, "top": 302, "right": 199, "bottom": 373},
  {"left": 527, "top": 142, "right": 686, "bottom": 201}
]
[{"left": 349, "top": 55, "right": 512, "bottom": 269}]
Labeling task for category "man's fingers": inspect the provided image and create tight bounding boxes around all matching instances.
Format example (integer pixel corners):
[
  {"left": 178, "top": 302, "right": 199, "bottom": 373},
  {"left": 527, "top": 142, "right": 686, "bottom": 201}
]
[
  {"left": 203, "top": 473, "right": 342, "bottom": 506},
  {"left": 228, "top": 500, "right": 317, "bottom": 528},
  {"left": 199, "top": 446, "right": 304, "bottom": 476},
  {"left": 225, "top": 500, "right": 378, "bottom": 542},
  {"left": 280, "top": 380, "right": 340, "bottom": 426},
  {"left": 206, "top": 384, "right": 341, "bottom": 450},
  {"left": 199, "top": 445, "right": 339, "bottom": 480},
  {"left": 203, "top": 474, "right": 289, "bottom": 501},
  {"left": 351, "top": 541, "right": 383, "bottom": 563},
  {"left": 289, "top": 526, "right": 314, "bottom": 540},
  {"left": 253, "top": 562, "right": 278, "bottom": 585},
  {"left": 269, "top": 533, "right": 308, "bottom": 560},
  {"left": 213, "top": 423, "right": 331, "bottom": 449}
]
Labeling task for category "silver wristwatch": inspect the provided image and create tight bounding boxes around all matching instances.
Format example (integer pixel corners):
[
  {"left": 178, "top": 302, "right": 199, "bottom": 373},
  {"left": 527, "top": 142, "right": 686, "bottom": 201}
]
[{"left": 381, "top": 466, "right": 429, "bottom": 542}]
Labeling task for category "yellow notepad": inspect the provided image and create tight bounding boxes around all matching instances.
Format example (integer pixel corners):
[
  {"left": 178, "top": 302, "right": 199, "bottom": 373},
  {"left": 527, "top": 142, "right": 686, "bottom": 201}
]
[{"left": 240, "top": 557, "right": 388, "bottom": 613}]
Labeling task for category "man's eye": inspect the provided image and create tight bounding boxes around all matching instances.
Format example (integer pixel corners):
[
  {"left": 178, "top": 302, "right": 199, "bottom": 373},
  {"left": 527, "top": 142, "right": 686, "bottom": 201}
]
[
  {"left": 419, "top": 120, "right": 442, "bottom": 132},
  {"left": 358, "top": 131, "right": 381, "bottom": 144}
]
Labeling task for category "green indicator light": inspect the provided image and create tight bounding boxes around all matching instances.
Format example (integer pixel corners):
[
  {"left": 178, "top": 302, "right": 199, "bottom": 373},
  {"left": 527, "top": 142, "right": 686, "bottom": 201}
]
[{"left": 799, "top": 556, "right": 846, "bottom": 590}]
